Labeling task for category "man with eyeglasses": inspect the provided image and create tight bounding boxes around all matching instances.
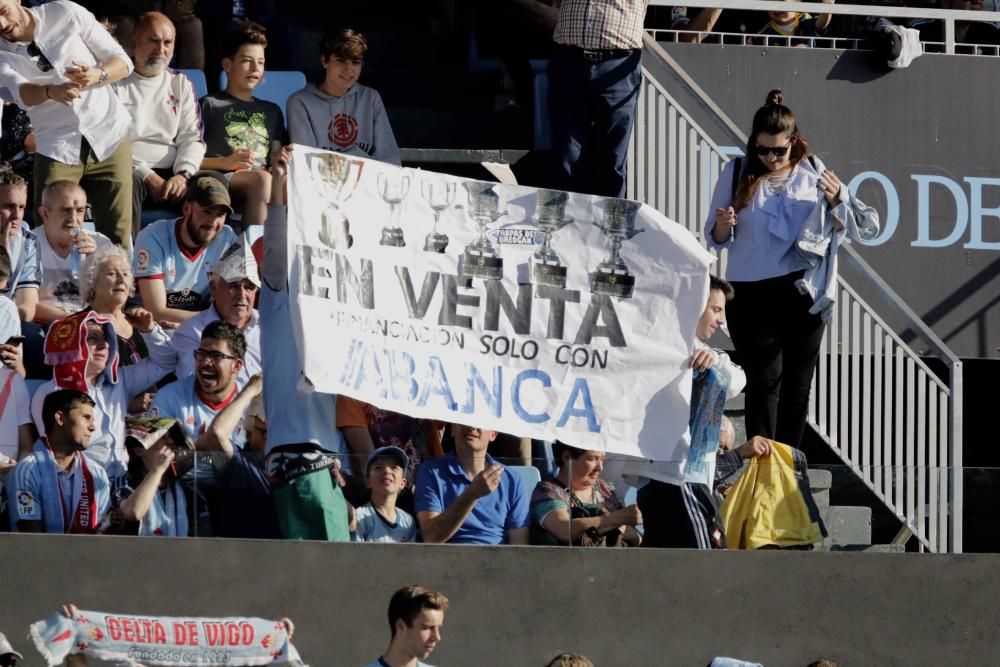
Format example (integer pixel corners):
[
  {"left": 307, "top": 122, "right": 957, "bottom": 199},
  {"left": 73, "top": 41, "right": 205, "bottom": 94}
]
[
  {"left": 149, "top": 319, "right": 247, "bottom": 450},
  {"left": 171, "top": 241, "right": 261, "bottom": 385},
  {"left": 0, "top": 0, "right": 135, "bottom": 249}
]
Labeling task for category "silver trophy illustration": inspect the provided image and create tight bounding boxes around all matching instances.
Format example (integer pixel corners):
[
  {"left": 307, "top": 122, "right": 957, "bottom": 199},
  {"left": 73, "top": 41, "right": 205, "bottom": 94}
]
[
  {"left": 377, "top": 172, "right": 411, "bottom": 247},
  {"left": 529, "top": 189, "right": 574, "bottom": 288},
  {"left": 421, "top": 178, "right": 455, "bottom": 253},
  {"left": 460, "top": 182, "right": 507, "bottom": 280},
  {"left": 591, "top": 198, "right": 644, "bottom": 298},
  {"left": 309, "top": 152, "right": 363, "bottom": 250}
]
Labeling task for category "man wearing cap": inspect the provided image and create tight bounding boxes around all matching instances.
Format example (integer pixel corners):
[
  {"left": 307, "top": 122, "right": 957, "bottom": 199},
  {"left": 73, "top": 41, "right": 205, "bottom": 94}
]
[
  {"left": 171, "top": 241, "right": 261, "bottom": 384},
  {"left": 353, "top": 445, "right": 417, "bottom": 543},
  {"left": 133, "top": 174, "right": 238, "bottom": 328},
  {"left": 113, "top": 11, "right": 206, "bottom": 236},
  {"left": 149, "top": 319, "right": 247, "bottom": 450},
  {"left": 0, "top": 631, "right": 24, "bottom": 666}
]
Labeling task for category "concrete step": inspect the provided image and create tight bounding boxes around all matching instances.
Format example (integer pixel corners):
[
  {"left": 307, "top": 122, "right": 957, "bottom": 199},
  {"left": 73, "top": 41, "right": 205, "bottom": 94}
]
[
  {"left": 821, "top": 505, "right": 873, "bottom": 549},
  {"left": 812, "top": 487, "right": 830, "bottom": 515},
  {"left": 808, "top": 468, "right": 832, "bottom": 491},
  {"left": 827, "top": 544, "right": 906, "bottom": 553}
]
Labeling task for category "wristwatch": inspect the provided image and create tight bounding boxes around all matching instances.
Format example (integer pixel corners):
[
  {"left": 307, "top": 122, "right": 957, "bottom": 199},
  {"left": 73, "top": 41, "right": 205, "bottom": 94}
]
[
  {"left": 98, "top": 66, "right": 108, "bottom": 85},
  {"left": 176, "top": 169, "right": 193, "bottom": 179}
]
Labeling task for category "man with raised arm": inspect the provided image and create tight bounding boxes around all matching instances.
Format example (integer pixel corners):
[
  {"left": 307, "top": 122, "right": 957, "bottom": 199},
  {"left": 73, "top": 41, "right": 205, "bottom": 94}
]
[{"left": 261, "top": 147, "right": 368, "bottom": 541}]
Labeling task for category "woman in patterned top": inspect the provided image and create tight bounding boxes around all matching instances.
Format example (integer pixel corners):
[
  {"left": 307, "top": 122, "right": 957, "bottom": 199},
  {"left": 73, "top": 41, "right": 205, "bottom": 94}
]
[{"left": 530, "top": 441, "right": 642, "bottom": 546}]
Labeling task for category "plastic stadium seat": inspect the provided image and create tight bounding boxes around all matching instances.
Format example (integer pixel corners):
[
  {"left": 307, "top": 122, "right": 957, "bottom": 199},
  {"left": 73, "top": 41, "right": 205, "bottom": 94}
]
[
  {"left": 218, "top": 70, "right": 307, "bottom": 115},
  {"left": 509, "top": 465, "right": 542, "bottom": 493},
  {"left": 177, "top": 68, "right": 208, "bottom": 100},
  {"left": 140, "top": 208, "right": 176, "bottom": 232}
]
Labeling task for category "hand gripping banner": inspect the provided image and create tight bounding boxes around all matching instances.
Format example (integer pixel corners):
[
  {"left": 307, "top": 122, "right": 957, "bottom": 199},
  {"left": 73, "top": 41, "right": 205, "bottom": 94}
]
[
  {"left": 285, "top": 147, "right": 714, "bottom": 465},
  {"left": 30, "top": 609, "right": 303, "bottom": 666}
]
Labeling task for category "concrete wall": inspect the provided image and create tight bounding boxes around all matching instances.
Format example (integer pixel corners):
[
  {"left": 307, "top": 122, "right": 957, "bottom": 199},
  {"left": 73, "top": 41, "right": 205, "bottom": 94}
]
[{"left": 0, "top": 534, "right": 997, "bottom": 666}]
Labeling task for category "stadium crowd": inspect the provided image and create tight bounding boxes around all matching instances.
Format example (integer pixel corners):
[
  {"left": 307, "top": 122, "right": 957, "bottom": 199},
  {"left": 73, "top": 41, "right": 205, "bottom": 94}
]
[{"left": 0, "top": 0, "right": 878, "bottom": 551}]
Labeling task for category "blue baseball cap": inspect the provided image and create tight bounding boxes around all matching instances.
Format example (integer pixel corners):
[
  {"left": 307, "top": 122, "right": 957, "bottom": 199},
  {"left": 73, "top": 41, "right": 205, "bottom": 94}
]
[{"left": 365, "top": 446, "right": 409, "bottom": 475}]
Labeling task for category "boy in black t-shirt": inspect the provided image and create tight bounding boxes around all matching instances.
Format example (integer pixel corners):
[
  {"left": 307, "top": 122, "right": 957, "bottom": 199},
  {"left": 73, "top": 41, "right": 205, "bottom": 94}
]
[{"left": 198, "top": 29, "right": 288, "bottom": 229}]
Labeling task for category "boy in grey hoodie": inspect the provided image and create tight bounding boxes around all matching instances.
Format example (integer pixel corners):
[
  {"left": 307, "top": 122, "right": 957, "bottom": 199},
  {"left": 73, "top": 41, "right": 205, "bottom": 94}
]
[{"left": 287, "top": 28, "right": 401, "bottom": 166}]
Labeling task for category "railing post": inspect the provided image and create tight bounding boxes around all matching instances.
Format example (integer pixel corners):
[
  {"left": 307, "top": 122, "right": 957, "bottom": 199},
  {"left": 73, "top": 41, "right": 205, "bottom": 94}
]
[
  {"left": 944, "top": 17, "right": 956, "bottom": 54},
  {"left": 950, "top": 360, "right": 963, "bottom": 552}
]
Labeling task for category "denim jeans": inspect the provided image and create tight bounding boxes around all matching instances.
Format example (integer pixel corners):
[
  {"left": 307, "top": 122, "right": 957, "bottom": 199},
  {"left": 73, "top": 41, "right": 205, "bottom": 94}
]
[{"left": 548, "top": 46, "right": 642, "bottom": 198}]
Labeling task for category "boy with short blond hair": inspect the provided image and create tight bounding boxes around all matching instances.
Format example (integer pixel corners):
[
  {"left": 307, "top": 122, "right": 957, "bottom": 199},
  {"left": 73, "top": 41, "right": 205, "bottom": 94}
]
[
  {"left": 286, "top": 27, "right": 400, "bottom": 165},
  {"left": 352, "top": 446, "right": 417, "bottom": 543}
]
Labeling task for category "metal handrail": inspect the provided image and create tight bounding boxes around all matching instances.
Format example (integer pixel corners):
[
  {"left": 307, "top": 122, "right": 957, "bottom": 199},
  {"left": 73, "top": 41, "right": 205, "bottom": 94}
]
[
  {"left": 629, "top": 39, "right": 964, "bottom": 551},
  {"left": 649, "top": 0, "right": 1000, "bottom": 54}
]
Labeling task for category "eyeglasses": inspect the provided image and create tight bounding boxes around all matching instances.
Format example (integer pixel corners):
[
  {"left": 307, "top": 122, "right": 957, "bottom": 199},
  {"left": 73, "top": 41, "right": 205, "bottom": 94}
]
[
  {"left": 754, "top": 143, "right": 792, "bottom": 157},
  {"left": 26, "top": 42, "right": 52, "bottom": 72},
  {"left": 193, "top": 349, "right": 239, "bottom": 363}
]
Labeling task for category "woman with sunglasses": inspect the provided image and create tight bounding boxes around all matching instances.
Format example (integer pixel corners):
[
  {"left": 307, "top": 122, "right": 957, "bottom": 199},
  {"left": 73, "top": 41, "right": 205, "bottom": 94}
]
[{"left": 704, "top": 89, "right": 846, "bottom": 448}]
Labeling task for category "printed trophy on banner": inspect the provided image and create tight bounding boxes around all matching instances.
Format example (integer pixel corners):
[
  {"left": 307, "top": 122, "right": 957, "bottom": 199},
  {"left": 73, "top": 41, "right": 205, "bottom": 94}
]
[
  {"left": 309, "top": 152, "right": 363, "bottom": 250},
  {"left": 591, "top": 198, "right": 644, "bottom": 298},
  {"left": 421, "top": 177, "right": 455, "bottom": 253},
  {"left": 377, "top": 171, "right": 411, "bottom": 247},
  {"left": 460, "top": 182, "right": 507, "bottom": 280},
  {"left": 529, "top": 189, "right": 574, "bottom": 288}
]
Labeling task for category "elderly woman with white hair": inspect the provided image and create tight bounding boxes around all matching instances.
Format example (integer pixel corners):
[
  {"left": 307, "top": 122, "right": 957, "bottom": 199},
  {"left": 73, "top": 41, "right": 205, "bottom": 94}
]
[{"left": 78, "top": 244, "right": 148, "bottom": 364}]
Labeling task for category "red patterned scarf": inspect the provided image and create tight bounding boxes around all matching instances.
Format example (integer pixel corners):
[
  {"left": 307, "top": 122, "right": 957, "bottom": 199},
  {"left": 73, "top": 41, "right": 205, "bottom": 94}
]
[{"left": 44, "top": 310, "right": 119, "bottom": 392}]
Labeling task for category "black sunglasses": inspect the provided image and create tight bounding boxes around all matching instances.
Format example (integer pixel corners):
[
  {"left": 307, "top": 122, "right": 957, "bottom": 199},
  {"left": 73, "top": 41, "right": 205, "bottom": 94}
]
[
  {"left": 26, "top": 41, "right": 52, "bottom": 72},
  {"left": 754, "top": 143, "right": 792, "bottom": 157}
]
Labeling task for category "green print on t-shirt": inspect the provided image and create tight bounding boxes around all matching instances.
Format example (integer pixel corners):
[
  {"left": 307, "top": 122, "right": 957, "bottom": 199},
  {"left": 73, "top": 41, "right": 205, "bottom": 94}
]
[{"left": 224, "top": 108, "right": 270, "bottom": 163}]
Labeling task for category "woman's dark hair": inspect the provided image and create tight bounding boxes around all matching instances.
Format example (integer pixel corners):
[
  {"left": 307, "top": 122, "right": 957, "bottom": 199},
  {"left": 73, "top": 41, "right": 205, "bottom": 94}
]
[
  {"left": 732, "top": 89, "right": 811, "bottom": 212},
  {"left": 551, "top": 441, "right": 586, "bottom": 466}
]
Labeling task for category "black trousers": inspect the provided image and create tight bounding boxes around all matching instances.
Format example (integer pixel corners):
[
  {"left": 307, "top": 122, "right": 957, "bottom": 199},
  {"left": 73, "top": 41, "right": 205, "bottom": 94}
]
[
  {"left": 637, "top": 481, "right": 723, "bottom": 549},
  {"left": 727, "top": 271, "right": 826, "bottom": 447}
]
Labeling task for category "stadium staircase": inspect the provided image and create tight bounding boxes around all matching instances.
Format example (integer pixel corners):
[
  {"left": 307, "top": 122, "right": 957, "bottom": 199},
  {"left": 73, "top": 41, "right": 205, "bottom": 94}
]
[{"left": 277, "top": 2, "right": 965, "bottom": 552}]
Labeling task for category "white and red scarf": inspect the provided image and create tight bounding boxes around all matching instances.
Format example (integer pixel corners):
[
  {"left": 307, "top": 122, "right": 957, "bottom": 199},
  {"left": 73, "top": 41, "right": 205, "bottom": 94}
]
[
  {"left": 30, "top": 609, "right": 303, "bottom": 666},
  {"left": 36, "top": 440, "right": 99, "bottom": 534}
]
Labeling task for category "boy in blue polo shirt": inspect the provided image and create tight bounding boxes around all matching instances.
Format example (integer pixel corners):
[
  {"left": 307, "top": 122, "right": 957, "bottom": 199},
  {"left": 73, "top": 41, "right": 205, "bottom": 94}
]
[{"left": 415, "top": 424, "right": 529, "bottom": 545}]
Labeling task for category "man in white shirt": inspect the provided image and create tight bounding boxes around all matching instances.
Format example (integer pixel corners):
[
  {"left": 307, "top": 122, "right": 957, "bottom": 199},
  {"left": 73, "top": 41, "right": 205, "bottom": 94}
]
[
  {"left": 172, "top": 241, "right": 261, "bottom": 384},
  {"left": 33, "top": 180, "right": 110, "bottom": 325},
  {"left": 0, "top": 0, "right": 135, "bottom": 248},
  {"left": 113, "top": 11, "right": 206, "bottom": 237}
]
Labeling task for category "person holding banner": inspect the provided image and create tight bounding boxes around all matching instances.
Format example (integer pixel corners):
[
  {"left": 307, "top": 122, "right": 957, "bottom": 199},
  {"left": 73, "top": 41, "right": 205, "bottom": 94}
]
[
  {"left": 260, "top": 146, "right": 364, "bottom": 541},
  {"left": 706, "top": 89, "right": 848, "bottom": 448}
]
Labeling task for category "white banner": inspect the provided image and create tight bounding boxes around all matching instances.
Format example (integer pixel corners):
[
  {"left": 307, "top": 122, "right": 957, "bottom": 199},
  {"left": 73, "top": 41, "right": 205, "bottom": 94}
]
[{"left": 286, "top": 146, "right": 714, "bottom": 462}]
